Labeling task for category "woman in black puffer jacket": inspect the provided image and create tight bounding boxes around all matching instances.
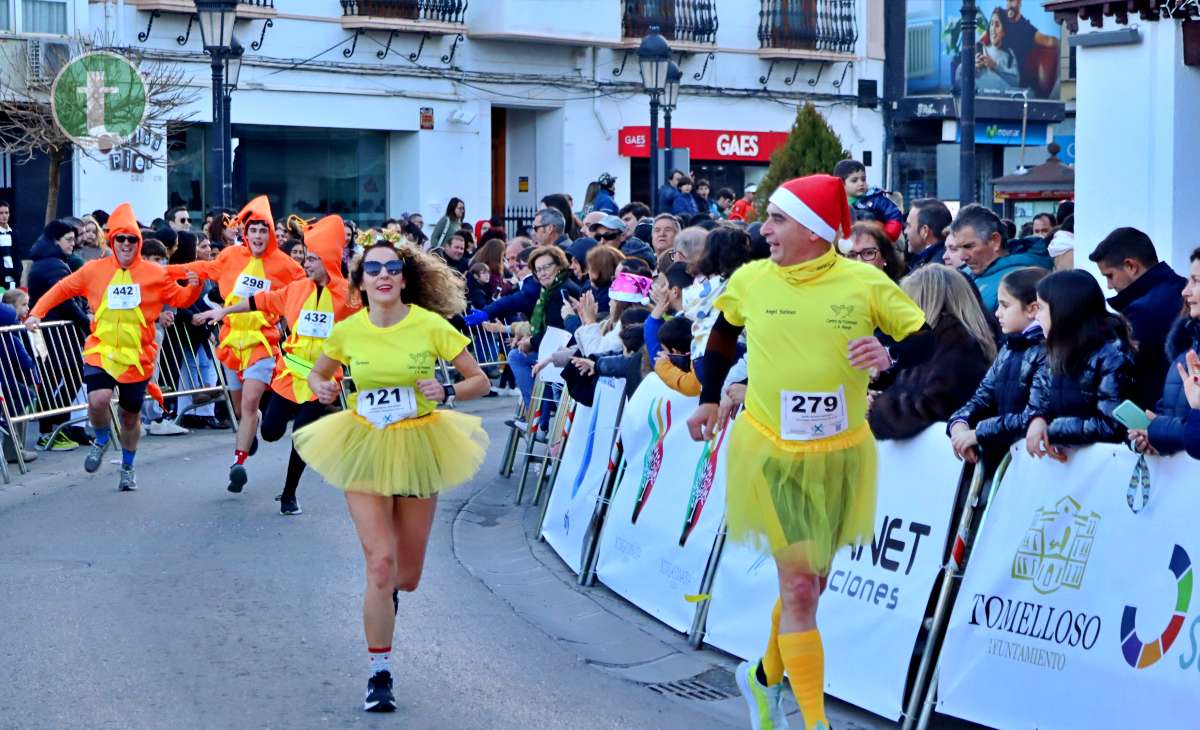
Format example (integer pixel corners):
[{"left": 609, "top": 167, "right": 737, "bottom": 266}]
[
  {"left": 1025, "top": 270, "right": 1137, "bottom": 460},
  {"left": 869, "top": 264, "right": 996, "bottom": 441},
  {"left": 949, "top": 267, "right": 1048, "bottom": 466}
]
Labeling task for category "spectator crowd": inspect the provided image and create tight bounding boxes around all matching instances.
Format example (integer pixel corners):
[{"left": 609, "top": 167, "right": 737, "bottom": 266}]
[{"left": 2, "top": 158, "right": 1200, "bottom": 471}]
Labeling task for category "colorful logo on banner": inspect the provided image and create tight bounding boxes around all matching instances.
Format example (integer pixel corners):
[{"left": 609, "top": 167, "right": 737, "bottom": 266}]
[
  {"left": 679, "top": 418, "right": 729, "bottom": 547},
  {"left": 1120, "top": 544, "right": 1193, "bottom": 669},
  {"left": 631, "top": 398, "right": 671, "bottom": 524},
  {"left": 1012, "top": 497, "right": 1100, "bottom": 595}
]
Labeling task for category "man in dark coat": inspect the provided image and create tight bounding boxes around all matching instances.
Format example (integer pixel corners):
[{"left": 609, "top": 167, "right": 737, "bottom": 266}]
[{"left": 1089, "top": 227, "right": 1187, "bottom": 408}]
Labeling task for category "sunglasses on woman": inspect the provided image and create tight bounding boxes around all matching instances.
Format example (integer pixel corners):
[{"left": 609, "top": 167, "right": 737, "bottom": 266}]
[{"left": 362, "top": 259, "right": 404, "bottom": 277}]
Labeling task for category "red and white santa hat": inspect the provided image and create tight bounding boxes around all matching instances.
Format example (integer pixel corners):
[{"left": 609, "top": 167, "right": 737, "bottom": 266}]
[{"left": 768, "top": 174, "right": 853, "bottom": 243}]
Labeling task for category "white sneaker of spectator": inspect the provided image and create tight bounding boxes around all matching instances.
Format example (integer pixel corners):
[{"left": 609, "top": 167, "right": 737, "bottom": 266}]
[{"left": 146, "top": 419, "right": 189, "bottom": 436}]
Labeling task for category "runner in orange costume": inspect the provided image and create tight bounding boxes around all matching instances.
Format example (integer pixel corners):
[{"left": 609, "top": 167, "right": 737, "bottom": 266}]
[
  {"left": 26, "top": 202, "right": 202, "bottom": 491},
  {"left": 169, "top": 195, "right": 305, "bottom": 493},
  {"left": 194, "top": 215, "right": 359, "bottom": 514}
]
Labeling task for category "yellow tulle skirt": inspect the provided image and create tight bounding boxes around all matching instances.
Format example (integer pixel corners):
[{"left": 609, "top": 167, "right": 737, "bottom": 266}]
[
  {"left": 293, "top": 409, "right": 489, "bottom": 497},
  {"left": 725, "top": 413, "right": 878, "bottom": 574}
]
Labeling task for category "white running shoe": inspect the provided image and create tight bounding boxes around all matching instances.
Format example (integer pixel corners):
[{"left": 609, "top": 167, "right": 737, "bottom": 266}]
[
  {"left": 146, "top": 419, "right": 189, "bottom": 436},
  {"left": 735, "top": 659, "right": 789, "bottom": 730}
]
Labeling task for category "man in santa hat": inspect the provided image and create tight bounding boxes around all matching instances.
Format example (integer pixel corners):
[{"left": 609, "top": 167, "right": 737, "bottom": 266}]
[{"left": 687, "top": 175, "right": 933, "bottom": 730}]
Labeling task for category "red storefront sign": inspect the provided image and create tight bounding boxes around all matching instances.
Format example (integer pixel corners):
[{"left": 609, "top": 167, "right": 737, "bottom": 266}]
[{"left": 618, "top": 126, "right": 789, "bottom": 162}]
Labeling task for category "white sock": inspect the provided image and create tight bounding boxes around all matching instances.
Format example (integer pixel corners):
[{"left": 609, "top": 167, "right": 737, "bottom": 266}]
[{"left": 369, "top": 647, "right": 390, "bottom": 675}]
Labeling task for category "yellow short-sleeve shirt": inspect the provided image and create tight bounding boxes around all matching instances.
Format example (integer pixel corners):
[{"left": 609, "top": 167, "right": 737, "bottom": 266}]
[
  {"left": 716, "top": 248, "right": 926, "bottom": 444},
  {"left": 323, "top": 305, "right": 469, "bottom": 417}
]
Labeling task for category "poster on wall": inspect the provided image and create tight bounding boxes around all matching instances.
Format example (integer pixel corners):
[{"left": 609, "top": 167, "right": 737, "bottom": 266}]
[{"left": 906, "top": 0, "right": 1062, "bottom": 99}]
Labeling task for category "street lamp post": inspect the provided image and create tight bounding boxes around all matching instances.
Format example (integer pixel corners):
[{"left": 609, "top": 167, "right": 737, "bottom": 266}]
[
  {"left": 222, "top": 39, "right": 244, "bottom": 209},
  {"left": 959, "top": 0, "right": 977, "bottom": 204},
  {"left": 637, "top": 26, "right": 670, "bottom": 214},
  {"left": 195, "top": 0, "right": 238, "bottom": 212},
  {"left": 662, "top": 61, "right": 682, "bottom": 189}
]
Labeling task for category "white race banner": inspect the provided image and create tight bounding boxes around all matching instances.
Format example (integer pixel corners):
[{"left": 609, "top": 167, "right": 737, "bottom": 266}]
[
  {"left": 540, "top": 377, "right": 624, "bottom": 574},
  {"left": 594, "top": 374, "right": 731, "bottom": 633},
  {"left": 704, "top": 426, "right": 961, "bottom": 721},
  {"left": 535, "top": 326, "right": 573, "bottom": 385},
  {"left": 937, "top": 445, "right": 1200, "bottom": 730}
]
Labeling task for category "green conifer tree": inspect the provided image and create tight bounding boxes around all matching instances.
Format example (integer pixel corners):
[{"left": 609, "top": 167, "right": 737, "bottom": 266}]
[{"left": 754, "top": 104, "right": 849, "bottom": 219}]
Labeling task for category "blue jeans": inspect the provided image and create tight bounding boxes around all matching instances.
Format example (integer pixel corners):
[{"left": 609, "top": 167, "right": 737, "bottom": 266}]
[{"left": 508, "top": 348, "right": 537, "bottom": 408}]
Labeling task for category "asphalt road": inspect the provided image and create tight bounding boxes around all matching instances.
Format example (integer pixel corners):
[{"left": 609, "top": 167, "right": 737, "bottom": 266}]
[{"left": 0, "top": 398, "right": 724, "bottom": 729}]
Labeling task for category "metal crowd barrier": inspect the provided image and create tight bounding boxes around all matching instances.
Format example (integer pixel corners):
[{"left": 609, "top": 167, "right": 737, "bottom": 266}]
[
  {"left": 0, "top": 320, "right": 90, "bottom": 473},
  {"left": 0, "top": 319, "right": 242, "bottom": 475}
]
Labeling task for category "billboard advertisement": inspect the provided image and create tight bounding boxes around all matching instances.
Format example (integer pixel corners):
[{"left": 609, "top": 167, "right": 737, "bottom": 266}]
[{"left": 906, "top": 0, "right": 1062, "bottom": 99}]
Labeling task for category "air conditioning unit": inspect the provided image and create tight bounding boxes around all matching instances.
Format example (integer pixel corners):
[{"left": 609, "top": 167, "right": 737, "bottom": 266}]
[
  {"left": 906, "top": 23, "right": 935, "bottom": 79},
  {"left": 26, "top": 39, "right": 72, "bottom": 88}
]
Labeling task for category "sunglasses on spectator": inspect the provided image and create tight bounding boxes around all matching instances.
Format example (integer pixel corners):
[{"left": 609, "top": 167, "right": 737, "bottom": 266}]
[
  {"left": 177, "top": 217, "right": 191, "bottom": 224},
  {"left": 846, "top": 248, "right": 880, "bottom": 262},
  {"left": 112, "top": 234, "right": 139, "bottom": 244},
  {"left": 362, "top": 259, "right": 404, "bottom": 277},
  {"left": 534, "top": 263, "right": 559, "bottom": 275}
]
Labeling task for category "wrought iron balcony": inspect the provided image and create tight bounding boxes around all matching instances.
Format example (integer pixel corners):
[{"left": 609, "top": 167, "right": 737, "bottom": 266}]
[
  {"left": 758, "top": 0, "right": 857, "bottom": 55},
  {"left": 621, "top": 0, "right": 718, "bottom": 46},
  {"left": 239, "top": 0, "right": 273, "bottom": 7},
  {"left": 340, "top": 0, "right": 468, "bottom": 24}
]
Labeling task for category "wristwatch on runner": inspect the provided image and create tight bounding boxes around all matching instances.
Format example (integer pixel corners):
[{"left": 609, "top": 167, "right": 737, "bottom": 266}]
[{"left": 442, "top": 384, "right": 457, "bottom": 404}]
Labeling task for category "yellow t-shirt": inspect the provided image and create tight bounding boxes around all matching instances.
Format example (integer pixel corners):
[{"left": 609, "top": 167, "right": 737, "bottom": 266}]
[
  {"left": 716, "top": 248, "right": 926, "bottom": 447},
  {"left": 322, "top": 305, "right": 469, "bottom": 418}
]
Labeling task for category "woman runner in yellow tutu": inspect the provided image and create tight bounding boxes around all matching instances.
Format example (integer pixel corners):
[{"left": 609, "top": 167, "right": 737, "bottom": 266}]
[{"left": 293, "top": 242, "right": 491, "bottom": 713}]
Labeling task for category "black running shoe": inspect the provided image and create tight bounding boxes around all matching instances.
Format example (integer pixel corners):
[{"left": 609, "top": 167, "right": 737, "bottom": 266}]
[
  {"left": 279, "top": 493, "right": 301, "bottom": 515},
  {"left": 228, "top": 464, "right": 248, "bottom": 493},
  {"left": 364, "top": 670, "right": 395, "bottom": 713}
]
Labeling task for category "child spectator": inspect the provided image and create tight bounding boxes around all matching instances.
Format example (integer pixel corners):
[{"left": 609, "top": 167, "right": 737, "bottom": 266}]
[
  {"left": 3, "top": 288, "right": 29, "bottom": 319},
  {"left": 466, "top": 262, "right": 494, "bottom": 311},
  {"left": 869, "top": 264, "right": 996, "bottom": 440},
  {"left": 835, "top": 159, "right": 903, "bottom": 242},
  {"left": 644, "top": 262, "right": 693, "bottom": 361},
  {"left": 1130, "top": 246, "right": 1200, "bottom": 456},
  {"left": 683, "top": 226, "right": 752, "bottom": 379},
  {"left": 1025, "top": 270, "right": 1137, "bottom": 461},
  {"left": 653, "top": 315, "right": 699, "bottom": 396},
  {"left": 571, "top": 307, "right": 653, "bottom": 398},
  {"left": 948, "top": 267, "right": 1048, "bottom": 466}
]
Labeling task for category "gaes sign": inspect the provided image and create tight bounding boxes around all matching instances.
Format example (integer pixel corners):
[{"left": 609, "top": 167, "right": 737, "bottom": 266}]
[{"left": 617, "top": 126, "right": 789, "bottom": 163}]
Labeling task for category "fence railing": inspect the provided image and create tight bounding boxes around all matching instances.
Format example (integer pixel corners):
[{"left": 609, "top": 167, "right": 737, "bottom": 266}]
[
  {"left": 339, "top": 0, "right": 468, "bottom": 23},
  {"left": 622, "top": 0, "right": 719, "bottom": 45},
  {"left": 501, "top": 205, "right": 538, "bottom": 240},
  {"left": 758, "top": 0, "right": 857, "bottom": 54}
]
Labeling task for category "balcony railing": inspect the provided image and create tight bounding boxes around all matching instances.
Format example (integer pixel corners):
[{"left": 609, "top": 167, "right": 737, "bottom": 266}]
[
  {"left": 758, "top": 0, "right": 857, "bottom": 55},
  {"left": 239, "top": 0, "right": 273, "bottom": 7},
  {"left": 340, "top": 0, "right": 468, "bottom": 24},
  {"left": 621, "top": 0, "right": 718, "bottom": 45}
]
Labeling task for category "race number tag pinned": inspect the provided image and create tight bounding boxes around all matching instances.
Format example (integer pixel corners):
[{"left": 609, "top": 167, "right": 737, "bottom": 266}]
[
  {"left": 357, "top": 386, "right": 418, "bottom": 428},
  {"left": 780, "top": 386, "right": 848, "bottom": 441},
  {"left": 107, "top": 283, "right": 141, "bottom": 310},
  {"left": 232, "top": 273, "right": 270, "bottom": 299},
  {"left": 296, "top": 310, "right": 333, "bottom": 339}
]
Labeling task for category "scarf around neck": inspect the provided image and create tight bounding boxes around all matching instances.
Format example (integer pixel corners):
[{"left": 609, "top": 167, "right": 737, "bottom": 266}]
[{"left": 530, "top": 271, "right": 569, "bottom": 338}]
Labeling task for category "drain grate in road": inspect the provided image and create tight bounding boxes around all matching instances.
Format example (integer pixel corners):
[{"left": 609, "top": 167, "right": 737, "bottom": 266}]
[{"left": 646, "top": 678, "right": 737, "bottom": 702}]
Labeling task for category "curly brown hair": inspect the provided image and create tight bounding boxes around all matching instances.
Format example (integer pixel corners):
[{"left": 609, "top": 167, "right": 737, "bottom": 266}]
[{"left": 348, "top": 242, "right": 467, "bottom": 317}]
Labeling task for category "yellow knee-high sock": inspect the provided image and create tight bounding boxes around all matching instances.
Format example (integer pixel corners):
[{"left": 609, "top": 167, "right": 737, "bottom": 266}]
[
  {"left": 778, "top": 630, "right": 828, "bottom": 730},
  {"left": 760, "top": 599, "right": 784, "bottom": 686}
]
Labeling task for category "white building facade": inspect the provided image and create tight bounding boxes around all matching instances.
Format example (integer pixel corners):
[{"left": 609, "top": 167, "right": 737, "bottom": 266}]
[{"left": 7, "top": 0, "right": 888, "bottom": 229}]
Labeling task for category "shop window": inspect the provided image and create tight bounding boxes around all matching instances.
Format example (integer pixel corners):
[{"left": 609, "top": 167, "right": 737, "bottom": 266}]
[
  {"left": 167, "top": 124, "right": 207, "bottom": 219},
  {"left": 232, "top": 125, "right": 388, "bottom": 230},
  {"left": 0, "top": 2, "right": 10, "bottom": 31}
]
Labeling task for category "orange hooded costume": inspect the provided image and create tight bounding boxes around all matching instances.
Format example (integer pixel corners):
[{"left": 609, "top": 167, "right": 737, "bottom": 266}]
[
  {"left": 250, "top": 215, "right": 359, "bottom": 403},
  {"left": 30, "top": 203, "right": 202, "bottom": 384},
  {"left": 167, "top": 196, "right": 305, "bottom": 373}
]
